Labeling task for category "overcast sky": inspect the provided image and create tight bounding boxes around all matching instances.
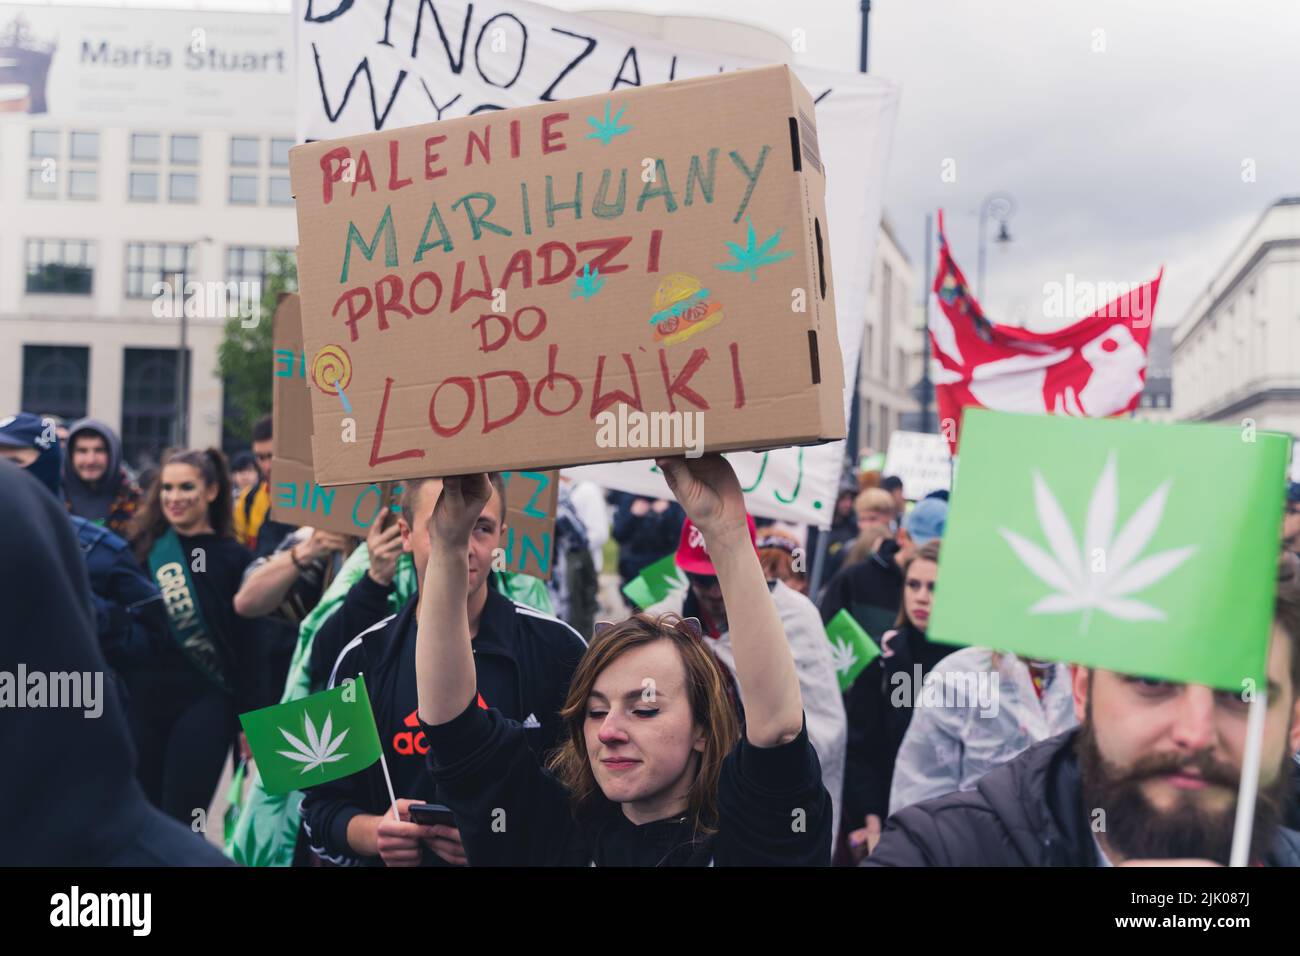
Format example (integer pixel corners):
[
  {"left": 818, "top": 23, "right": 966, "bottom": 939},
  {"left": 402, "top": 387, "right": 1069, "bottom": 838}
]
[{"left": 25, "top": 0, "right": 1300, "bottom": 331}]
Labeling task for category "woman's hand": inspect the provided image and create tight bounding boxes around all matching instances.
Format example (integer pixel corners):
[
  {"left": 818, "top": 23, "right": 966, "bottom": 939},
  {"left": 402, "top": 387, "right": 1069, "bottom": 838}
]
[
  {"left": 655, "top": 454, "right": 746, "bottom": 539},
  {"left": 427, "top": 474, "right": 493, "bottom": 549}
]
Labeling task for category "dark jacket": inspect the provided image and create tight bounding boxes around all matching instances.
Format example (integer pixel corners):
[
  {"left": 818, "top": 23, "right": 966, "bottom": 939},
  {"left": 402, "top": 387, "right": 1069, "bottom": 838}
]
[
  {"left": 842, "top": 620, "right": 954, "bottom": 824},
  {"left": 71, "top": 515, "right": 169, "bottom": 665},
  {"left": 63, "top": 417, "right": 142, "bottom": 539},
  {"left": 423, "top": 702, "right": 832, "bottom": 866},
  {"left": 300, "top": 586, "right": 587, "bottom": 865},
  {"left": 0, "top": 460, "right": 229, "bottom": 865},
  {"left": 610, "top": 492, "right": 685, "bottom": 586},
  {"left": 819, "top": 537, "right": 905, "bottom": 639},
  {"left": 868, "top": 729, "right": 1300, "bottom": 867}
]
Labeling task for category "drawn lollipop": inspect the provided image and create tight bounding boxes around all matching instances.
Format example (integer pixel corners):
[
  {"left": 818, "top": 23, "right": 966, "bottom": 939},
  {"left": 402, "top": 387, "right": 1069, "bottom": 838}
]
[{"left": 312, "top": 344, "right": 353, "bottom": 413}]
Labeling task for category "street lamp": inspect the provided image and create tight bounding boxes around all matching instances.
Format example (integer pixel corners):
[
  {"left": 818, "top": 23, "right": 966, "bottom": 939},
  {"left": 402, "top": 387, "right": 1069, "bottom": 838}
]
[{"left": 976, "top": 192, "right": 1015, "bottom": 303}]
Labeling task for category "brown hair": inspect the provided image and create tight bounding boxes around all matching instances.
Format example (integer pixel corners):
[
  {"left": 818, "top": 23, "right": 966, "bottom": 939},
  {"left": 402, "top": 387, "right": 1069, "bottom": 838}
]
[
  {"left": 757, "top": 529, "right": 805, "bottom": 589},
  {"left": 547, "top": 613, "right": 741, "bottom": 839},
  {"left": 895, "top": 539, "right": 941, "bottom": 630},
  {"left": 130, "top": 447, "right": 233, "bottom": 560},
  {"left": 399, "top": 472, "right": 506, "bottom": 527}
]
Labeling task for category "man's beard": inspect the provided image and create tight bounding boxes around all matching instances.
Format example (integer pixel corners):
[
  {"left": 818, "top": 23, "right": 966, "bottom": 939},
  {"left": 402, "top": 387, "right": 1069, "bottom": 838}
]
[{"left": 1076, "top": 710, "right": 1292, "bottom": 865}]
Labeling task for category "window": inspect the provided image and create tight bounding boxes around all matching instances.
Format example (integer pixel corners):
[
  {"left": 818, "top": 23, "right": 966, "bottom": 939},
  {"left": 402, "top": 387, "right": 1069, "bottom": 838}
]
[
  {"left": 69, "top": 131, "right": 99, "bottom": 161},
  {"left": 880, "top": 406, "right": 891, "bottom": 447},
  {"left": 27, "top": 167, "right": 56, "bottom": 199},
  {"left": 125, "top": 242, "right": 190, "bottom": 298},
  {"left": 122, "top": 348, "right": 188, "bottom": 468},
  {"left": 268, "top": 176, "right": 292, "bottom": 205},
  {"left": 131, "top": 133, "right": 160, "bottom": 162},
  {"left": 864, "top": 399, "right": 875, "bottom": 450},
  {"left": 895, "top": 347, "right": 906, "bottom": 389},
  {"left": 68, "top": 170, "right": 98, "bottom": 200},
  {"left": 227, "top": 247, "right": 294, "bottom": 286},
  {"left": 230, "top": 136, "right": 260, "bottom": 166},
  {"left": 270, "top": 138, "right": 293, "bottom": 166},
  {"left": 30, "top": 130, "right": 59, "bottom": 158},
  {"left": 169, "top": 173, "right": 198, "bottom": 203},
  {"left": 171, "top": 134, "right": 200, "bottom": 164},
  {"left": 129, "top": 171, "right": 159, "bottom": 202},
  {"left": 229, "top": 175, "right": 258, "bottom": 204},
  {"left": 26, "top": 240, "right": 95, "bottom": 295},
  {"left": 22, "top": 346, "right": 90, "bottom": 422}
]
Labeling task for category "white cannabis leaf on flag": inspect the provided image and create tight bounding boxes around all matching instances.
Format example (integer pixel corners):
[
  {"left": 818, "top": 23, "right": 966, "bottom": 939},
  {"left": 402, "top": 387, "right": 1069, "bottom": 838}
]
[
  {"left": 276, "top": 711, "right": 350, "bottom": 774},
  {"left": 829, "top": 637, "right": 858, "bottom": 675},
  {"left": 998, "top": 453, "right": 1195, "bottom": 631}
]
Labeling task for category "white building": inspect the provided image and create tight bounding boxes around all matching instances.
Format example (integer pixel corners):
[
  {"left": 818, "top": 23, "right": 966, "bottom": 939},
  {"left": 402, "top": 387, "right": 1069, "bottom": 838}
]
[
  {"left": 1172, "top": 197, "right": 1300, "bottom": 436},
  {"left": 0, "top": 5, "right": 295, "bottom": 469},
  {"left": 856, "top": 214, "right": 919, "bottom": 453}
]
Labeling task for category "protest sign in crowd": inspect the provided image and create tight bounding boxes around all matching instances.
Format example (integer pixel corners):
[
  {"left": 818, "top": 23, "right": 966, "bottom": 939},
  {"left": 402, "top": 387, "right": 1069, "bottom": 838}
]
[{"left": 2, "top": 4, "right": 1299, "bottom": 874}]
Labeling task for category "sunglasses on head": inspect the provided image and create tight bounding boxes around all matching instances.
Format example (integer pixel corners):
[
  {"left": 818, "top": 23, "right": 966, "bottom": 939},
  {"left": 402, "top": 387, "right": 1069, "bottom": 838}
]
[{"left": 685, "top": 572, "right": 721, "bottom": 591}]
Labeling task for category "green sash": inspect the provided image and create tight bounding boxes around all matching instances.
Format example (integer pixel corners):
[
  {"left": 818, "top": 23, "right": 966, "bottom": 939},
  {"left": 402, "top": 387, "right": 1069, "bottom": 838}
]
[{"left": 148, "top": 528, "right": 232, "bottom": 693}]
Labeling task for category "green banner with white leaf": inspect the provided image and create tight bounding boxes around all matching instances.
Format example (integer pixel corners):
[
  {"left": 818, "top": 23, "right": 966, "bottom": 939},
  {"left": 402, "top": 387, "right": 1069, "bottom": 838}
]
[
  {"left": 240, "top": 674, "right": 384, "bottom": 797},
  {"left": 930, "top": 409, "right": 1289, "bottom": 691}
]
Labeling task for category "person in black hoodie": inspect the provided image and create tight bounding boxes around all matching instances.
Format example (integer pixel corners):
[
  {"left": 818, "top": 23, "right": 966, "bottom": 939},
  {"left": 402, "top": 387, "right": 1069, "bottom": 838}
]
[
  {"left": 300, "top": 473, "right": 587, "bottom": 867},
  {"left": 63, "top": 417, "right": 143, "bottom": 539},
  {"left": 869, "top": 555, "right": 1300, "bottom": 867},
  {"left": 840, "top": 539, "right": 950, "bottom": 863},
  {"left": 127, "top": 447, "right": 253, "bottom": 823},
  {"left": 0, "top": 459, "right": 228, "bottom": 865},
  {"left": 611, "top": 491, "right": 685, "bottom": 606},
  {"left": 416, "top": 455, "right": 831, "bottom": 866}
]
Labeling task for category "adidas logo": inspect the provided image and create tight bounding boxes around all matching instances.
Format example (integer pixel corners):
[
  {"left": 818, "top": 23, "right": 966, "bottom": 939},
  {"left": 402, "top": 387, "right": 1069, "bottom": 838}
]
[
  {"left": 522, "top": 713, "right": 541, "bottom": 729},
  {"left": 392, "top": 708, "right": 427, "bottom": 756}
]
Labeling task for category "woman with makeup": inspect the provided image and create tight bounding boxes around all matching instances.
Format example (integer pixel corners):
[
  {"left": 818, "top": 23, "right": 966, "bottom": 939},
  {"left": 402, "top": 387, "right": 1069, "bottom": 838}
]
[{"left": 127, "top": 448, "right": 253, "bottom": 823}]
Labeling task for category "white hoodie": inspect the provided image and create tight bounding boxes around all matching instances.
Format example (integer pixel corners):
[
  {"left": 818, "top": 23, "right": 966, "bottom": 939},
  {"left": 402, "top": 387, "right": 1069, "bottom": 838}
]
[{"left": 888, "top": 646, "right": 1077, "bottom": 817}]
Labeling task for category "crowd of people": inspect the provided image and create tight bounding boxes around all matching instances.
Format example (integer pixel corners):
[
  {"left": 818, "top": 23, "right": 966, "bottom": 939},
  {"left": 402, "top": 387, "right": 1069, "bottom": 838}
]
[{"left": 3, "top": 404, "right": 1300, "bottom": 868}]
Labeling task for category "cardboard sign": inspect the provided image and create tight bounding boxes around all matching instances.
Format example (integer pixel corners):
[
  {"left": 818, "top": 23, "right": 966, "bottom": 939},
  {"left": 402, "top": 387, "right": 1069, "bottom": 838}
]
[
  {"left": 289, "top": 64, "right": 843, "bottom": 486},
  {"left": 270, "top": 294, "right": 399, "bottom": 537},
  {"left": 883, "top": 431, "right": 953, "bottom": 501},
  {"left": 270, "top": 295, "right": 556, "bottom": 575}
]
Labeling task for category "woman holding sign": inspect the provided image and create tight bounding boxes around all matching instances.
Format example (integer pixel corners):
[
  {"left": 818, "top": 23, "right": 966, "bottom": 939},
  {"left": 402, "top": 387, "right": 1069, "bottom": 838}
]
[
  {"left": 127, "top": 448, "right": 253, "bottom": 823},
  {"left": 414, "top": 455, "right": 831, "bottom": 866}
]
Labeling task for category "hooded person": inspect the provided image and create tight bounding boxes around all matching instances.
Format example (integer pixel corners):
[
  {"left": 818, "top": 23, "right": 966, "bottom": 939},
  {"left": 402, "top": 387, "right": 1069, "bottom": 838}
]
[
  {"left": 0, "top": 458, "right": 229, "bottom": 865},
  {"left": 646, "top": 515, "right": 848, "bottom": 840},
  {"left": 63, "top": 417, "right": 142, "bottom": 539},
  {"left": 0, "top": 413, "right": 168, "bottom": 670}
]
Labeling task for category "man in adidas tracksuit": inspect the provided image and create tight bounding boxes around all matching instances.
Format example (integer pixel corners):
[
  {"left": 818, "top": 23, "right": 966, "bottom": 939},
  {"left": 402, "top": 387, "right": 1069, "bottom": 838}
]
[{"left": 300, "top": 473, "right": 587, "bottom": 866}]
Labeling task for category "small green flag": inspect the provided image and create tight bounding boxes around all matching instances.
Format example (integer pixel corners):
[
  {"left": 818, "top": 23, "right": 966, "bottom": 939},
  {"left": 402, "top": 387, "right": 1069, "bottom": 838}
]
[
  {"left": 622, "top": 551, "right": 685, "bottom": 609},
  {"left": 239, "top": 675, "right": 384, "bottom": 796},
  {"left": 825, "top": 609, "right": 881, "bottom": 691},
  {"left": 931, "top": 409, "right": 1289, "bottom": 691}
]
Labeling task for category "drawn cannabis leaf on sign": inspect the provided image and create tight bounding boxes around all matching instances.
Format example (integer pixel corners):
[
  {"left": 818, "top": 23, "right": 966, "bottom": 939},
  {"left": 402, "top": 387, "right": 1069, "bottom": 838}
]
[
  {"left": 829, "top": 637, "right": 859, "bottom": 676},
  {"left": 571, "top": 262, "right": 604, "bottom": 300},
  {"left": 585, "top": 101, "right": 632, "bottom": 145},
  {"left": 998, "top": 453, "right": 1195, "bottom": 631},
  {"left": 715, "top": 217, "right": 794, "bottom": 281},
  {"left": 276, "top": 711, "right": 350, "bottom": 774}
]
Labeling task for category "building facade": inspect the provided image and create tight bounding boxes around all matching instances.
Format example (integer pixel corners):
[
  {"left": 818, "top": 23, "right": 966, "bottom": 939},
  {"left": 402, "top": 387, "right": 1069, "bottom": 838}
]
[
  {"left": 1172, "top": 197, "right": 1300, "bottom": 437},
  {"left": 856, "top": 214, "right": 920, "bottom": 453},
  {"left": 1134, "top": 325, "right": 1174, "bottom": 422},
  {"left": 0, "top": 5, "right": 294, "bottom": 470}
]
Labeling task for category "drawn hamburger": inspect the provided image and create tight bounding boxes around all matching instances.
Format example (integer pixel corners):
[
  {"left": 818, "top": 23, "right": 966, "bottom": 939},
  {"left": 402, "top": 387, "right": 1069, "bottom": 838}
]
[{"left": 651, "top": 273, "right": 724, "bottom": 346}]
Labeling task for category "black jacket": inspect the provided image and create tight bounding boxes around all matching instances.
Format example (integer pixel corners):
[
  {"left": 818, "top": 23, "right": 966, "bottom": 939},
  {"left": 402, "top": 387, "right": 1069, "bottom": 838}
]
[
  {"left": 300, "top": 586, "right": 586, "bottom": 865},
  {"left": 0, "top": 461, "right": 228, "bottom": 866},
  {"left": 422, "top": 701, "right": 832, "bottom": 866},
  {"left": 610, "top": 492, "right": 685, "bottom": 586},
  {"left": 868, "top": 729, "right": 1300, "bottom": 867},
  {"left": 841, "top": 621, "right": 955, "bottom": 824},
  {"left": 819, "top": 537, "right": 905, "bottom": 638}
]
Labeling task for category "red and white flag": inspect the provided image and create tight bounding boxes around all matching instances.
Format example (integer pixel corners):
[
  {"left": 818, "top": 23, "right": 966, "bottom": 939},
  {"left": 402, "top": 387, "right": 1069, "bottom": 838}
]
[{"left": 929, "top": 211, "right": 1162, "bottom": 452}]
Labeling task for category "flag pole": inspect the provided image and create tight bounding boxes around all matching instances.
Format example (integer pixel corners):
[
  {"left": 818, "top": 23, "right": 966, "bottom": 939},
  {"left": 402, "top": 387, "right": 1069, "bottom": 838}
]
[
  {"left": 1228, "top": 688, "right": 1268, "bottom": 867},
  {"left": 378, "top": 751, "right": 401, "bottom": 822}
]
